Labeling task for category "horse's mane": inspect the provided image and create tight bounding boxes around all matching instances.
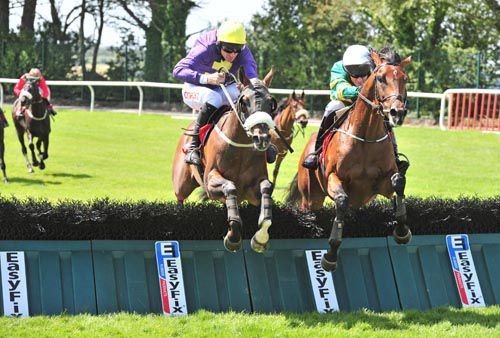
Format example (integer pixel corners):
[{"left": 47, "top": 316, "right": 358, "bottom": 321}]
[
  {"left": 377, "top": 46, "right": 401, "bottom": 64},
  {"left": 274, "top": 97, "right": 289, "bottom": 116}
]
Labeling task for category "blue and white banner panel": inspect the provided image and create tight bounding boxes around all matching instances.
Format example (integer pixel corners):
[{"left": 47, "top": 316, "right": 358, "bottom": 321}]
[
  {"left": 446, "top": 234, "right": 485, "bottom": 307},
  {"left": 155, "top": 241, "right": 188, "bottom": 316},
  {"left": 305, "top": 250, "right": 339, "bottom": 313},
  {"left": 0, "top": 252, "right": 29, "bottom": 317}
]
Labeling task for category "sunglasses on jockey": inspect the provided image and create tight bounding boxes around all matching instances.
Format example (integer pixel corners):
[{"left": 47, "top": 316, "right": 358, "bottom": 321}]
[
  {"left": 220, "top": 42, "right": 243, "bottom": 54},
  {"left": 344, "top": 64, "right": 372, "bottom": 78}
]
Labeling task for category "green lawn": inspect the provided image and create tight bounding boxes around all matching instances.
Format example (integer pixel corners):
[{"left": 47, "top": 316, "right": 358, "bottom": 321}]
[
  {"left": 0, "top": 108, "right": 498, "bottom": 202},
  {"left": 0, "top": 307, "right": 498, "bottom": 338}
]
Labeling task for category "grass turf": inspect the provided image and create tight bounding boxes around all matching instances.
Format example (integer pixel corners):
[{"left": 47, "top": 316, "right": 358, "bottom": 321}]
[
  {"left": 0, "top": 108, "right": 498, "bottom": 202},
  {"left": 0, "top": 307, "right": 498, "bottom": 337}
]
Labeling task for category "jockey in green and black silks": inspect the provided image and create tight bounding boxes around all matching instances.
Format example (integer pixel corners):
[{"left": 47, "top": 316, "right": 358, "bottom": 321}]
[{"left": 302, "top": 45, "right": 409, "bottom": 175}]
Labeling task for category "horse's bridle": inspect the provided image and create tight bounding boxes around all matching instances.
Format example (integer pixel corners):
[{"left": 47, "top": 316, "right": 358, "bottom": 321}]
[
  {"left": 358, "top": 63, "right": 408, "bottom": 116},
  {"left": 20, "top": 81, "right": 48, "bottom": 121}
]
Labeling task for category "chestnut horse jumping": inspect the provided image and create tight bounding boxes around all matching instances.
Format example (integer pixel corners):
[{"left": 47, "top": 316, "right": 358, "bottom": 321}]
[
  {"left": 173, "top": 69, "right": 278, "bottom": 253},
  {"left": 12, "top": 79, "right": 51, "bottom": 173},
  {"left": 270, "top": 90, "right": 309, "bottom": 185},
  {"left": 287, "top": 50, "right": 412, "bottom": 271}
]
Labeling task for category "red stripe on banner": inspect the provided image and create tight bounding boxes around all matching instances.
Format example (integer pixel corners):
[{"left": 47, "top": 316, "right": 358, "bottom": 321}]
[
  {"left": 460, "top": 93, "right": 466, "bottom": 129},
  {"left": 454, "top": 271, "right": 469, "bottom": 305},
  {"left": 494, "top": 95, "right": 499, "bottom": 131},
  {"left": 473, "top": 93, "right": 479, "bottom": 129},
  {"left": 466, "top": 93, "right": 472, "bottom": 128},
  {"left": 491, "top": 95, "right": 500, "bottom": 130},
  {"left": 454, "top": 93, "right": 460, "bottom": 128},
  {"left": 485, "top": 94, "right": 492, "bottom": 130},
  {"left": 160, "top": 278, "right": 170, "bottom": 314},
  {"left": 479, "top": 94, "right": 485, "bottom": 129},
  {"left": 448, "top": 94, "right": 454, "bottom": 129}
]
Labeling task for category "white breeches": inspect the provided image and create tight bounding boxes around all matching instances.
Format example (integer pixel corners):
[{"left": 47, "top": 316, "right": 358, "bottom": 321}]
[{"left": 182, "top": 82, "right": 239, "bottom": 111}]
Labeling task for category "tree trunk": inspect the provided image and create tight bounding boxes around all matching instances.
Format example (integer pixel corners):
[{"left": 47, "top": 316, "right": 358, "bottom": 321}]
[
  {"left": 48, "top": 0, "right": 64, "bottom": 42},
  {"left": 91, "top": 0, "right": 105, "bottom": 74},
  {"left": 0, "top": 0, "right": 9, "bottom": 35},
  {"left": 20, "top": 0, "right": 37, "bottom": 38},
  {"left": 79, "top": 0, "right": 86, "bottom": 80},
  {"left": 164, "top": 0, "right": 196, "bottom": 81}
]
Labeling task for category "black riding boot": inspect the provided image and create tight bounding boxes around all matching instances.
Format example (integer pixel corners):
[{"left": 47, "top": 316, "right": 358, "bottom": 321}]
[
  {"left": 387, "top": 124, "right": 409, "bottom": 176},
  {"left": 302, "top": 113, "right": 335, "bottom": 170},
  {"left": 185, "top": 103, "right": 218, "bottom": 165}
]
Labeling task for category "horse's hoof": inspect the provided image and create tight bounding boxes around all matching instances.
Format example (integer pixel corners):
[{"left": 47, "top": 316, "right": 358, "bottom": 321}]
[
  {"left": 32, "top": 162, "right": 39, "bottom": 167},
  {"left": 321, "top": 255, "right": 337, "bottom": 272},
  {"left": 250, "top": 235, "right": 269, "bottom": 253},
  {"left": 3, "top": 178, "right": 8, "bottom": 184},
  {"left": 223, "top": 235, "right": 242, "bottom": 252},
  {"left": 258, "top": 217, "right": 272, "bottom": 230},
  {"left": 28, "top": 167, "right": 34, "bottom": 173},
  {"left": 393, "top": 228, "right": 412, "bottom": 245},
  {"left": 39, "top": 162, "right": 45, "bottom": 170}
]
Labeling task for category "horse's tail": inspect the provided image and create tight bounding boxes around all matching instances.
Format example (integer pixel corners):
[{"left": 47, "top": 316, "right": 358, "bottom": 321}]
[{"left": 285, "top": 173, "right": 301, "bottom": 206}]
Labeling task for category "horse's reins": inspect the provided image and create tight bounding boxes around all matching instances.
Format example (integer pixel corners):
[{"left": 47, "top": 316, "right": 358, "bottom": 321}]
[
  {"left": 334, "top": 62, "right": 407, "bottom": 143},
  {"left": 19, "top": 89, "right": 48, "bottom": 121},
  {"left": 216, "top": 68, "right": 293, "bottom": 153}
]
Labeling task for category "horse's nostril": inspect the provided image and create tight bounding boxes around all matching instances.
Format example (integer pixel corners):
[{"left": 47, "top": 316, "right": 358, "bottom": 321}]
[{"left": 252, "top": 135, "right": 259, "bottom": 143}]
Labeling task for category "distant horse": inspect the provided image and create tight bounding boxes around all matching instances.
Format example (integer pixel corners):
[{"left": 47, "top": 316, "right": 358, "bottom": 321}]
[
  {"left": 270, "top": 90, "right": 309, "bottom": 185},
  {"left": 287, "top": 50, "right": 412, "bottom": 271},
  {"left": 12, "top": 79, "right": 51, "bottom": 172},
  {"left": 0, "top": 108, "right": 7, "bottom": 183},
  {"left": 172, "top": 69, "right": 278, "bottom": 253}
]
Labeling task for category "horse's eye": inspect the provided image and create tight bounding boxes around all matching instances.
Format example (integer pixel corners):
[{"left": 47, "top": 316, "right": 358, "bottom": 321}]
[{"left": 376, "top": 76, "right": 387, "bottom": 84}]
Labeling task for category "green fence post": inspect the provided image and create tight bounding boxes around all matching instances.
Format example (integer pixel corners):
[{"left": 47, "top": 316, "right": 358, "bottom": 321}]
[{"left": 476, "top": 52, "right": 481, "bottom": 89}]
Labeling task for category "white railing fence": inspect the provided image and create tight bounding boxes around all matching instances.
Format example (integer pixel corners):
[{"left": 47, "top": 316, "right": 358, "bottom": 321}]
[{"left": 1, "top": 78, "right": 449, "bottom": 121}]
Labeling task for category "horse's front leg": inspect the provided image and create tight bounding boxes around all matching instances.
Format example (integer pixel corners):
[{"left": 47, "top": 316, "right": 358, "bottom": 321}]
[
  {"left": 36, "top": 138, "right": 46, "bottom": 170},
  {"left": 27, "top": 133, "right": 39, "bottom": 167},
  {"left": 206, "top": 170, "right": 242, "bottom": 252},
  {"left": 323, "top": 174, "right": 348, "bottom": 272},
  {"left": 391, "top": 172, "right": 412, "bottom": 244},
  {"left": 17, "top": 129, "right": 33, "bottom": 173},
  {"left": 251, "top": 179, "right": 273, "bottom": 253}
]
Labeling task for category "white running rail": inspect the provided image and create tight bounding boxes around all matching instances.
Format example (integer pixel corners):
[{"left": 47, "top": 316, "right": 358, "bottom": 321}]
[{"left": 0, "top": 78, "right": 445, "bottom": 117}]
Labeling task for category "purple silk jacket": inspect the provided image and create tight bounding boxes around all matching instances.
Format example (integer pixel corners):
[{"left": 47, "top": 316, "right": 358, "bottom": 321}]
[{"left": 172, "top": 30, "right": 258, "bottom": 89}]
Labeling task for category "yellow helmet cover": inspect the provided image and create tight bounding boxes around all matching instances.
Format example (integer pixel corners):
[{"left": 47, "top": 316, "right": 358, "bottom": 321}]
[{"left": 217, "top": 21, "right": 246, "bottom": 44}]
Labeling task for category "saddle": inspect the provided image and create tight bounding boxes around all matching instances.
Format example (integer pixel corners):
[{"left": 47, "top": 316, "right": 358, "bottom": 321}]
[
  {"left": 318, "top": 105, "right": 353, "bottom": 170},
  {"left": 182, "top": 105, "right": 231, "bottom": 154}
]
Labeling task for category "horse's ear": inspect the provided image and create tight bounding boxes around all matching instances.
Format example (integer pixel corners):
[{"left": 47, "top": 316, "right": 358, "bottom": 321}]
[
  {"left": 400, "top": 56, "right": 412, "bottom": 68},
  {"left": 238, "top": 67, "right": 251, "bottom": 87},
  {"left": 371, "top": 51, "right": 382, "bottom": 67},
  {"left": 292, "top": 90, "right": 297, "bottom": 100},
  {"left": 301, "top": 89, "right": 305, "bottom": 99},
  {"left": 263, "top": 68, "right": 274, "bottom": 87}
]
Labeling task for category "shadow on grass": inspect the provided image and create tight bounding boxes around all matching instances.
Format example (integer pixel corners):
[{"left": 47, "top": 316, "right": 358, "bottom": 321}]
[
  {"left": 49, "top": 172, "right": 92, "bottom": 179},
  {"left": 7, "top": 177, "right": 62, "bottom": 185},
  {"left": 282, "top": 307, "right": 500, "bottom": 330}
]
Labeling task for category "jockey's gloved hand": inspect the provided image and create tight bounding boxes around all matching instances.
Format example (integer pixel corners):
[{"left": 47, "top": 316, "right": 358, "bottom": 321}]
[{"left": 224, "top": 72, "right": 236, "bottom": 85}]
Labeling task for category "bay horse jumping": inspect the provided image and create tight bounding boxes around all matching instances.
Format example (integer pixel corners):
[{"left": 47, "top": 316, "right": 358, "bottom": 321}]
[
  {"left": 287, "top": 50, "right": 412, "bottom": 271},
  {"left": 270, "top": 90, "right": 309, "bottom": 185},
  {"left": 12, "top": 79, "right": 51, "bottom": 172},
  {"left": 173, "top": 69, "right": 278, "bottom": 253}
]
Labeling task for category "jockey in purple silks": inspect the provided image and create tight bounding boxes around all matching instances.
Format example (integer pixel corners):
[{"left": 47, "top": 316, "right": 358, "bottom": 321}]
[{"left": 173, "top": 21, "right": 276, "bottom": 165}]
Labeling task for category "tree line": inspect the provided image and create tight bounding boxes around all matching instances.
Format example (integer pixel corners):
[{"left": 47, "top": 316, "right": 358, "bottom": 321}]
[{"left": 0, "top": 0, "right": 498, "bottom": 114}]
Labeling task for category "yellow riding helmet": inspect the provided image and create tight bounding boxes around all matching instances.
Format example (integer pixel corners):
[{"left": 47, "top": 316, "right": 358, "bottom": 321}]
[{"left": 217, "top": 21, "right": 246, "bottom": 44}]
